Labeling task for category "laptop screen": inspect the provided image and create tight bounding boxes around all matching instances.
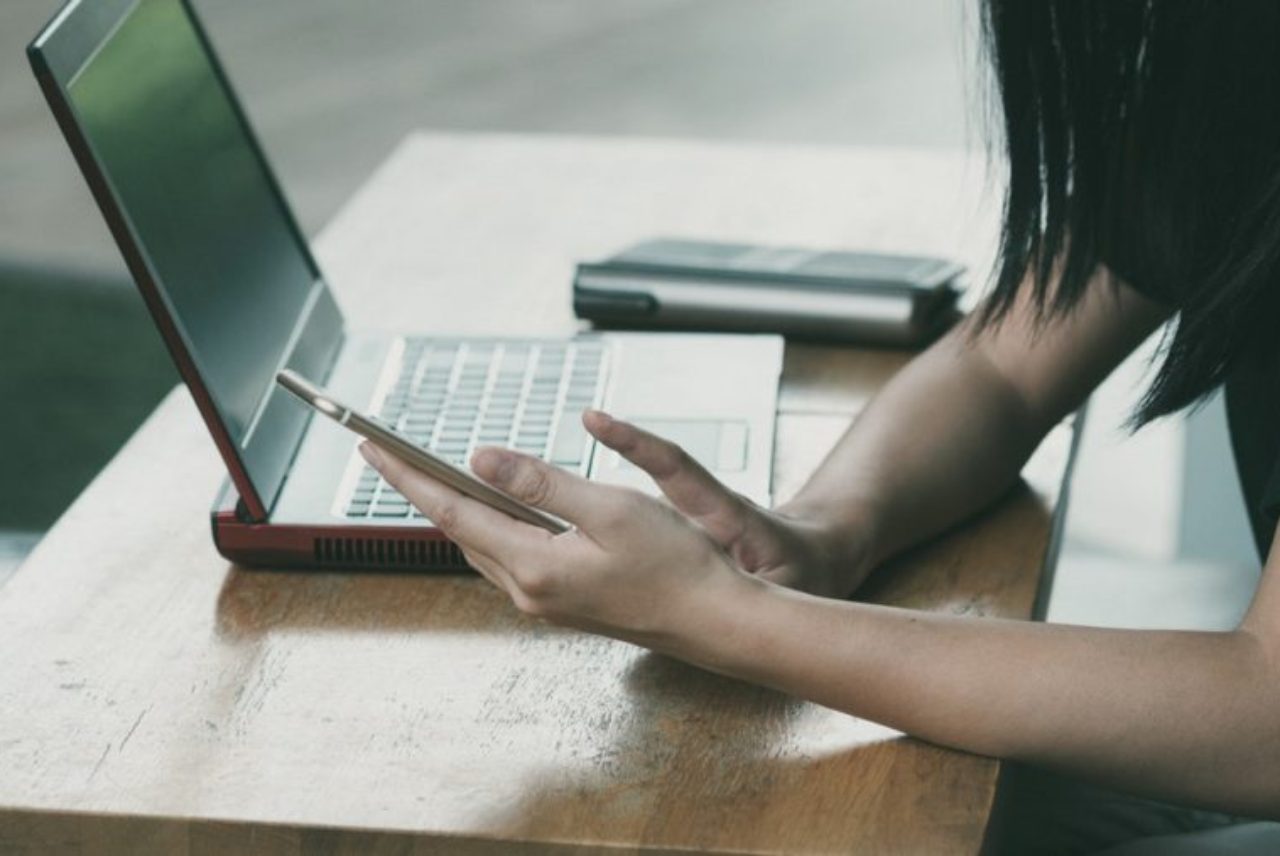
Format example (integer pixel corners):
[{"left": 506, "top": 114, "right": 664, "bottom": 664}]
[{"left": 66, "top": 0, "right": 319, "bottom": 443}]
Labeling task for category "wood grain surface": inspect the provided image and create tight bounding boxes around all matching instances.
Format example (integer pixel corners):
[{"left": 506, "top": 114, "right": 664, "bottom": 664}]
[{"left": 0, "top": 134, "right": 1070, "bottom": 855}]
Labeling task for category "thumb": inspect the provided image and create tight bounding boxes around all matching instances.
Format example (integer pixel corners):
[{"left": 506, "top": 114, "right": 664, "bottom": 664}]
[
  {"left": 470, "top": 446, "right": 601, "bottom": 527},
  {"left": 583, "top": 410, "right": 753, "bottom": 546}
]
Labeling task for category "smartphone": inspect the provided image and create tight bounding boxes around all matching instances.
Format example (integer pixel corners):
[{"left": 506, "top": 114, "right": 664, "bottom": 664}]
[{"left": 276, "top": 369, "right": 570, "bottom": 534}]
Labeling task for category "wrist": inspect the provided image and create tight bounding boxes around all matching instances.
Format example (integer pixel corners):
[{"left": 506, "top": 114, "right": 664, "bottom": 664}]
[
  {"left": 662, "top": 570, "right": 781, "bottom": 677},
  {"left": 774, "top": 494, "right": 883, "bottom": 593}
]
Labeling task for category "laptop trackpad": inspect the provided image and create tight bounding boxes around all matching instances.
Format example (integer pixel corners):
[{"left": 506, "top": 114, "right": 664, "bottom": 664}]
[{"left": 612, "top": 418, "right": 748, "bottom": 473}]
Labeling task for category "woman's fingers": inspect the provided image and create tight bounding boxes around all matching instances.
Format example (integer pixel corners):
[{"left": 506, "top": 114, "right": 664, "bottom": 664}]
[
  {"left": 460, "top": 546, "right": 519, "bottom": 597},
  {"left": 582, "top": 409, "right": 751, "bottom": 544},
  {"left": 470, "top": 445, "right": 613, "bottom": 529},
  {"left": 360, "top": 441, "right": 541, "bottom": 575}
]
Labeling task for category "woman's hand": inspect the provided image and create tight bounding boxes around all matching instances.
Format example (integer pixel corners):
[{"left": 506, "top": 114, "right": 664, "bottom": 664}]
[
  {"left": 358, "top": 411, "right": 874, "bottom": 644},
  {"left": 358, "top": 429, "right": 746, "bottom": 650},
  {"left": 580, "top": 412, "right": 875, "bottom": 598}
]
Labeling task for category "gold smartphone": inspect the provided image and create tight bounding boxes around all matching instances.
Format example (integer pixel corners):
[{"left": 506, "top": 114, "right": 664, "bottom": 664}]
[{"left": 276, "top": 369, "right": 570, "bottom": 534}]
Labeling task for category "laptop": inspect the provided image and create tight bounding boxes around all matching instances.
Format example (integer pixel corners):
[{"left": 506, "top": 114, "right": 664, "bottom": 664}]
[{"left": 29, "top": 0, "right": 783, "bottom": 571}]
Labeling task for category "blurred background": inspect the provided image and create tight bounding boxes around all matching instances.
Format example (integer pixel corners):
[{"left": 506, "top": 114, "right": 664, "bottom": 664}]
[{"left": 0, "top": 1, "right": 1258, "bottom": 629}]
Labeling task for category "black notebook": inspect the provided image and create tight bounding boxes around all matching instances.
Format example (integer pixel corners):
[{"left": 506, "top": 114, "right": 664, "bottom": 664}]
[{"left": 573, "top": 238, "right": 965, "bottom": 346}]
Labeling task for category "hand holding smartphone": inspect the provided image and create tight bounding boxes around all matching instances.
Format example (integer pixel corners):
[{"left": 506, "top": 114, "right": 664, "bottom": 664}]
[{"left": 276, "top": 370, "right": 570, "bottom": 534}]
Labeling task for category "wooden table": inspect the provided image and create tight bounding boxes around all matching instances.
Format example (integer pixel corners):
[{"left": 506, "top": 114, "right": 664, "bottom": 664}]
[{"left": 0, "top": 134, "right": 1074, "bottom": 854}]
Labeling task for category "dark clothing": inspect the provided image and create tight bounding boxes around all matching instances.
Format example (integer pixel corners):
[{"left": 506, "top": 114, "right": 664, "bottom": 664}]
[
  {"left": 1105, "top": 250, "right": 1280, "bottom": 559},
  {"left": 982, "top": 763, "right": 1246, "bottom": 856},
  {"left": 1225, "top": 347, "right": 1280, "bottom": 558},
  {"left": 986, "top": 261, "right": 1280, "bottom": 855}
]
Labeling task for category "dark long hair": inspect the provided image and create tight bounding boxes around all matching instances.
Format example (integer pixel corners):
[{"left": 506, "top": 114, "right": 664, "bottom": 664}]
[{"left": 979, "top": 0, "right": 1280, "bottom": 424}]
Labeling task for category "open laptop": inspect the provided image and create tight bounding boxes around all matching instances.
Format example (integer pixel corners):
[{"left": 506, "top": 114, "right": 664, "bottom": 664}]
[{"left": 29, "top": 0, "right": 783, "bottom": 571}]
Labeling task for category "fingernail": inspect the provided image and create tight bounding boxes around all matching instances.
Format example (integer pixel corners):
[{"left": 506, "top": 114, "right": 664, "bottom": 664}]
[
  {"left": 358, "top": 441, "right": 384, "bottom": 469},
  {"left": 587, "top": 409, "right": 612, "bottom": 426},
  {"left": 474, "top": 447, "right": 516, "bottom": 485},
  {"left": 488, "top": 451, "right": 516, "bottom": 485}
]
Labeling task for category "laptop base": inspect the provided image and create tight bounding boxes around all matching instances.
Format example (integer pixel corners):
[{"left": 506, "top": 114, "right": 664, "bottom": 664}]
[{"left": 212, "top": 484, "right": 467, "bottom": 571}]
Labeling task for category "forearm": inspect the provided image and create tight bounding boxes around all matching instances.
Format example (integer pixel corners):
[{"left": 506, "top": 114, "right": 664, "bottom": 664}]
[
  {"left": 782, "top": 328, "right": 1050, "bottom": 575},
  {"left": 782, "top": 273, "right": 1169, "bottom": 589},
  {"left": 681, "top": 581, "right": 1280, "bottom": 817}
]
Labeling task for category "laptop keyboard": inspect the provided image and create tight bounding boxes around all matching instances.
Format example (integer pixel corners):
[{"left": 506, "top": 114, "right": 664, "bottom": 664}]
[{"left": 343, "top": 338, "right": 608, "bottom": 520}]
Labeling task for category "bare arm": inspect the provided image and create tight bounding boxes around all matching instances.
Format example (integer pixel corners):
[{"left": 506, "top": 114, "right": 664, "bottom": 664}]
[
  {"left": 677, "top": 522, "right": 1280, "bottom": 818},
  {"left": 363, "top": 264, "right": 1280, "bottom": 816},
  {"left": 782, "top": 267, "right": 1169, "bottom": 590},
  {"left": 647, "top": 270, "right": 1278, "bottom": 814}
]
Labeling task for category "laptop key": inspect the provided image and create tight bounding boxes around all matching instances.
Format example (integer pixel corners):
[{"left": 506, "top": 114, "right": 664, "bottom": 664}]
[{"left": 343, "top": 339, "right": 607, "bottom": 514}]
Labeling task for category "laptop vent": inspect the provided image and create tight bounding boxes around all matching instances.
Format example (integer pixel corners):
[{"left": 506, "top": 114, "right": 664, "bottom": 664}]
[{"left": 313, "top": 537, "right": 467, "bottom": 570}]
